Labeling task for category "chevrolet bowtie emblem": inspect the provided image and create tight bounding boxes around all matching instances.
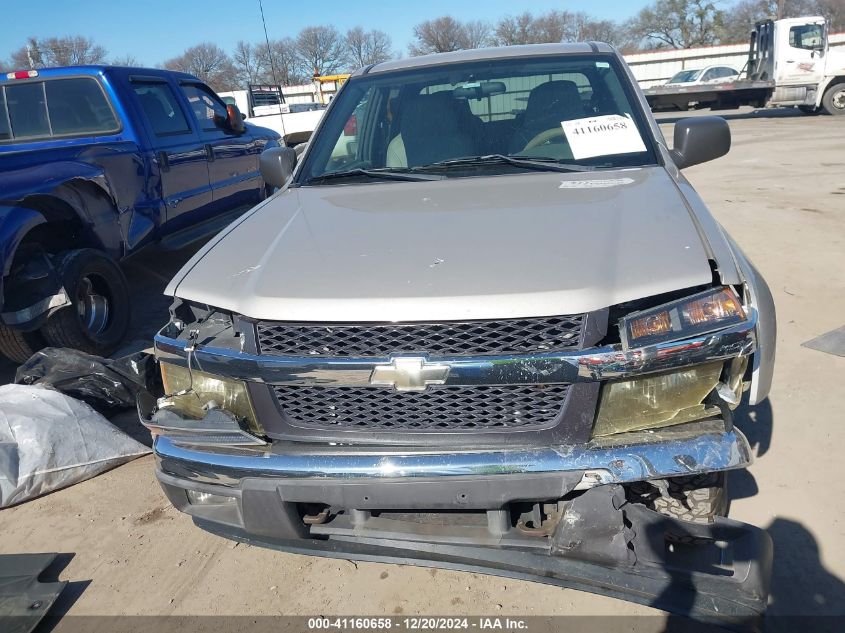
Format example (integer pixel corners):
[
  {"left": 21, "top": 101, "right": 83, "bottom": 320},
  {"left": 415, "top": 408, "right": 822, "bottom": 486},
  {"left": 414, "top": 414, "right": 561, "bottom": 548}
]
[{"left": 369, "top": 357, "right": 451, "bottom": 391}]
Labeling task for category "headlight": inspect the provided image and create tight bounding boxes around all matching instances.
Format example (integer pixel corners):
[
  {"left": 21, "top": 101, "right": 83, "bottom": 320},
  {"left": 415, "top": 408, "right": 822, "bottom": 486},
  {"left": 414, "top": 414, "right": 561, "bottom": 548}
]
[
  {"left": 159, "top": 362, "right": 261, "bottom": 433},
  {"left": 620, "top": 287, "right": 745, "bottom": 349},
  {"left": 592, "top": 361, "right": 722, "bottom": 437}
]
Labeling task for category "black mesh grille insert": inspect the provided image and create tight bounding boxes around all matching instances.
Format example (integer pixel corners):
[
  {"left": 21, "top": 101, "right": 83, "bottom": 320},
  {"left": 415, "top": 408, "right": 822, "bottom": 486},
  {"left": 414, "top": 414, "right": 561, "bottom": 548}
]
[
  {"left": 256, "top": 315, "right": 585, "bottom": 357},
  {"left": 273, "top": 384, "right": 570, "bottom": 432}
]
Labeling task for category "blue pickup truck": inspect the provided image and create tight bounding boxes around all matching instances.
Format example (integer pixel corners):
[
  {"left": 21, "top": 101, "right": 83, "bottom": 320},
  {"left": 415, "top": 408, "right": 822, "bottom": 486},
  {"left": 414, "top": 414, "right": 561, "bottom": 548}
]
[{"left": 0, "top": 65, "right": 280, "bottom": 363}]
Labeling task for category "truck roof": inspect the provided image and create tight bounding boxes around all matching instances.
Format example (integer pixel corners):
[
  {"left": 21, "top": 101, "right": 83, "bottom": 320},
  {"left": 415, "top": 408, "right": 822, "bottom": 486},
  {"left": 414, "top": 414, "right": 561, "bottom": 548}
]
[
  {"left": 355, "top": 42, "right": 617, "bottom": 76},
  {"left": 1, "top": 65, "right": 199, "bottom": 84}
]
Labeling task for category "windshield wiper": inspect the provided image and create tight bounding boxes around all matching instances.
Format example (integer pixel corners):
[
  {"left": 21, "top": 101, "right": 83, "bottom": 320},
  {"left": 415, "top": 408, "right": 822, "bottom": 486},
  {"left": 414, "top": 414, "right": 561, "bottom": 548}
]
[
  {"left": 306, "top": 168, "right": 445, "bottom": 184},
  {"left": 414, "top": 154, "right": 596, "bottom": 173}
]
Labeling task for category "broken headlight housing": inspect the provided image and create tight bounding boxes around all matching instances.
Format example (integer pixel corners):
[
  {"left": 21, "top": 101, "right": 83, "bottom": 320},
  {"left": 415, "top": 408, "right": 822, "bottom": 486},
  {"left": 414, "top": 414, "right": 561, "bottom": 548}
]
[
  {"left": 592, "top": 361, "right": 723, "bottom": 437},
  {"left": 620, "top": 287, "right": 745, "bottom": 350},
  {"left": 158, "top": 362, "right": 261, "bottom": 434}
]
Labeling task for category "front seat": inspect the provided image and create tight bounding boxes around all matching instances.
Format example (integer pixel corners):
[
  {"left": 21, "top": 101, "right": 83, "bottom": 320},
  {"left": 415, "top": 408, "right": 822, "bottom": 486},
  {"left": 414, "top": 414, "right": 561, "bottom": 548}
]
[
  {"left": 509, "top": 80, "right": 584, "bottom": 153},
  {"left": 399, "top": 92, "right": 477, "bottom": 167}
]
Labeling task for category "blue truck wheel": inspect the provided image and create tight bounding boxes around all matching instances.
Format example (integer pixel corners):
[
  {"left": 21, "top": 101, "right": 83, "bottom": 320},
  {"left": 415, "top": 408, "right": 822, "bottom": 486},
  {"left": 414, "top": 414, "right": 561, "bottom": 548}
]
[{"left": 40, "top": 249, "right": 130, "bottom": 356}]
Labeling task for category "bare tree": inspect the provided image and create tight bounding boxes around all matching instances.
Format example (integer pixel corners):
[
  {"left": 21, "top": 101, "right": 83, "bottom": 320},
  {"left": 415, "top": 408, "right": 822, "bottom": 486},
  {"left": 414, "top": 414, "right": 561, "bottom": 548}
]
[
  {"left": 493, "top": 11, "right": 622, "bottom": 47},
  {"left": 569, "top": 13, "right": 622, "bottom": 45},
  {"left": 257, "top": 37, "right": 308, "bottom": 85},
  {"left": 409, "top": 16, "right": 467, "bottom": 55},
  {"left": 722, "top": 0, "right": 845, "bottom": 40},
  {"left": 344, "top": 27, "right": 392, "bottom": 69},
  {"left": 531, "top": 10, "right": 578, "bottom": 43},
  {"left": 296, "top": 26, "right": 345, "bottom": 76},
  {"left": 814, "top": 0, "right": 845, "bottom": 30},
  {"left": 233, "top": 41, "right": 263, "bottom": 86},
  {"left": 10, "top": 35, "right": 107, "bottom": 69},
  {"left": 162, "top": 42, "right": 236, "bottom": 92},
  {"left": 493, "top": 12, "right": 537, "bottom": 46},
  {"left": 459, "top": 20, "right": 493, "bottom": 49},
  {"left": 629, "top": 0, "right": 726, "bottom": 49},
  {"left": 110, "top": 54, "right": 140, "bottom": 67}
]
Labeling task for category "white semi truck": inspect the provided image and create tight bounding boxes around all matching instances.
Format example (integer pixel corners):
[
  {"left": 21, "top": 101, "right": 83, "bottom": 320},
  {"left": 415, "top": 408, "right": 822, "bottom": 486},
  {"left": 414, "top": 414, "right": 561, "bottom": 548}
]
[{"left": 644, "top": 16, "right": 845, "bottom": 115}]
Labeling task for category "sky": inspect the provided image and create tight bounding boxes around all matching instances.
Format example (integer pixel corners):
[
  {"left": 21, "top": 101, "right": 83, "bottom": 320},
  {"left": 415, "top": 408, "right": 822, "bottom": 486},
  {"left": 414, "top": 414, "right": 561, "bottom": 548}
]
[{"left": 0, "top": 0, "right": 651, "bottom": 67}]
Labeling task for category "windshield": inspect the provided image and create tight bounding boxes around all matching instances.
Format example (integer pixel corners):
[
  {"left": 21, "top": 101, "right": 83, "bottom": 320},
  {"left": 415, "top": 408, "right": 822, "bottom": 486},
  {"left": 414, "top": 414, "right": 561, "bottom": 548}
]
[
  {"left": 667, "top": 69, "right": 701, "bottom": 84},
  {"left": 298, "top": 54, "right": 657, "bottom": 184}
]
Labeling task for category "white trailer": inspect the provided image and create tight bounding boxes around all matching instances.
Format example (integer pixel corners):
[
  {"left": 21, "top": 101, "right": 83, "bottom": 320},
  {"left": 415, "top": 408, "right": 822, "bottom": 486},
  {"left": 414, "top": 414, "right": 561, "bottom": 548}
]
[{"left": 643, "top": 16, "right": 845, "bottom": 115}]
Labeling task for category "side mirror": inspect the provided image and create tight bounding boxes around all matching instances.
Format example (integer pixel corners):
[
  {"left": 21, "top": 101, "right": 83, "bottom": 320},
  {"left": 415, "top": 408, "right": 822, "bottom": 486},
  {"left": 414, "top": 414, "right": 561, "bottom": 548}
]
[
  {"left": 260, "top": 146, "right": 297, "bottom": 188},
  {"left": 226, "top": 104, "right": 246, "bottom": 134},
  {"left": 670, "top": 116, "right": 730, "bottom": 169}
]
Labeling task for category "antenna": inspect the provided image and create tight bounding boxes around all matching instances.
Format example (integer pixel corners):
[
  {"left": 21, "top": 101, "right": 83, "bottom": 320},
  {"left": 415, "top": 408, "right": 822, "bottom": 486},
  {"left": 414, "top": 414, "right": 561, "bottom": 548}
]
[{"left": 258, "top": 0, "right": 280, "bottom": 88}]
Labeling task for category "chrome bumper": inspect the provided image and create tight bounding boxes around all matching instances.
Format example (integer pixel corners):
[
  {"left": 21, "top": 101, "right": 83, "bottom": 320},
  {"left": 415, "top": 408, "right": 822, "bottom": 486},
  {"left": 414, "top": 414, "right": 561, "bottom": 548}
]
[
  {"left": 153, "top": 311, "right": 756, "bottom": 386},
  {"left": 154, "top": 423, "right": 753, "bottom": 489}
]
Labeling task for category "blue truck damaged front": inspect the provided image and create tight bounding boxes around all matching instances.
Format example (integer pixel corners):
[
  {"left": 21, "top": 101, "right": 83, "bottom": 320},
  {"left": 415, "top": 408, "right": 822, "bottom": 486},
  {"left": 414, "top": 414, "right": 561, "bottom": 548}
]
[{"left": 0, "top": 65, "right": 280, "bottom": 362}]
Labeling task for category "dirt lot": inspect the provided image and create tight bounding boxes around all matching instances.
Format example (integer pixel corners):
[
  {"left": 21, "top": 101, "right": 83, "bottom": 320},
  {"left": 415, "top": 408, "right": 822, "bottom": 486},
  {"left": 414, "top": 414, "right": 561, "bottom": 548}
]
[{"left": 1, "top": 107, "right": 843, "bottom": 629}]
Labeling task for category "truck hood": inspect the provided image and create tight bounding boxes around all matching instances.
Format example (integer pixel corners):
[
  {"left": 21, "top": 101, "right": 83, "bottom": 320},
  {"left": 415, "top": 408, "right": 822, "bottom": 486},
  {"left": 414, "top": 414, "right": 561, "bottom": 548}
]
[{"left": 169, "top": 168, "right": 715, "bottom": 321}]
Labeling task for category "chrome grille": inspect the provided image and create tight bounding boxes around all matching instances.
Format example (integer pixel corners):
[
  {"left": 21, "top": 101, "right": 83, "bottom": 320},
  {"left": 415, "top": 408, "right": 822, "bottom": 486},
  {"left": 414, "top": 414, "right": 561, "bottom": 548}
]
[
  {"left": 273, "top": 384, "right": 570, "bottom": 432},
  {"left": 256, "top": 315, "right": 585, "bottom": 357}
]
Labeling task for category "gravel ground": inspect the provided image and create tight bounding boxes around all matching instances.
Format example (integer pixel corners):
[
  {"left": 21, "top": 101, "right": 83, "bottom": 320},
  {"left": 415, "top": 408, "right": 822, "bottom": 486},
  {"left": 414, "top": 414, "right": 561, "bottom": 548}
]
[{"left": 0, "top": 107, "right": 843, "bottom": 630}]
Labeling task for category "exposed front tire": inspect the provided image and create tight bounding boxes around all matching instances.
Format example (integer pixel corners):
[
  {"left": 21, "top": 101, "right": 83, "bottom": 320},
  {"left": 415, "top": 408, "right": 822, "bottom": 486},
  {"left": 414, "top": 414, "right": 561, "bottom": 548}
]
[
  {"left": 0, "top": 325, "right": 46, "bottom": 364},
  {"left": 822, "top": 83, "right": 845, "bottom": 116},
  {"left": 40, "top": 249, "right": 130, "bottom": 356},
  {"left": 626, "top": 472, "right": 728, "bottom": 524}
]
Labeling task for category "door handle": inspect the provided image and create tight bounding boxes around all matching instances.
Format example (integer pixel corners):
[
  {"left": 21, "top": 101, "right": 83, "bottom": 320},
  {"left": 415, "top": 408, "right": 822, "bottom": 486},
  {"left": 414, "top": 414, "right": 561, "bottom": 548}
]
[
  {"left": 204, "top": 144, "right": 215, "bottom": 162},
  {"left": 157, "top": 150, "right": 170, "bottom": 172}
]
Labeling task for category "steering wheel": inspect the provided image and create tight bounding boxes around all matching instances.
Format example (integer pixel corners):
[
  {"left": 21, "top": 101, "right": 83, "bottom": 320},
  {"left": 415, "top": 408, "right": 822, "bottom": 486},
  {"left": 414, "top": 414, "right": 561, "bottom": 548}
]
[{"left": 522, "top": 127, "right": 566, "bottom": 151}]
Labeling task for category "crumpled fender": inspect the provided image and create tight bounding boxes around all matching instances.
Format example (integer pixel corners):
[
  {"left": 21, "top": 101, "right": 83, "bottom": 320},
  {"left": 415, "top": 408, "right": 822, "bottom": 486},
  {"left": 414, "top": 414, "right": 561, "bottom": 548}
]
[
  {"left": 0, "top": 205, "right": 46, "bottom": 277},
  {"left": 0, "top": 157, "right": 130, "bottom": 257},
  {"left": 0, "top": 159, "right": 113, "bottom": 204},
  {"left": 724, "top": 234, "right": 776, "bottom": 405}
]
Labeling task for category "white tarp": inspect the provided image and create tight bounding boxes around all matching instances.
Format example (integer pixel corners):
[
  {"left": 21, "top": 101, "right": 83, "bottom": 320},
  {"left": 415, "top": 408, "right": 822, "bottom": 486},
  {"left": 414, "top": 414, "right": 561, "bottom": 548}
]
[{"left": 0, "top": 384, "right": 150, "bottom": 508}]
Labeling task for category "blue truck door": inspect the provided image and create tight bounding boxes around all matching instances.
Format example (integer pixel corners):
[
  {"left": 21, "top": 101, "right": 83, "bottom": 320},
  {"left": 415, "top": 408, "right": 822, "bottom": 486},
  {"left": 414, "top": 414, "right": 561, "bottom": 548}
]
[
  {"left": 178, "top": 82, "right": 262, "bottom": 214},
  {"left": 129, "top": 77, "right": 212, "bottom": 233}
]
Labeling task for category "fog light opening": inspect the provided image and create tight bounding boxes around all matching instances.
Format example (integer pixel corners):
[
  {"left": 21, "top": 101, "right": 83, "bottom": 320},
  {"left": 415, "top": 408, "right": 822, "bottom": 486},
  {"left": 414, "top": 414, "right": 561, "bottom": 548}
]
[{"left": 186, "top": 490, "right": 237, "bottom": 506}]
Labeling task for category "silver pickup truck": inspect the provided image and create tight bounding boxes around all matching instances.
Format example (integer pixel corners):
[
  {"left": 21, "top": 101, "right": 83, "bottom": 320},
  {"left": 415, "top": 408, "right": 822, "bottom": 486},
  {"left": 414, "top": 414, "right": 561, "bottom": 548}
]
[{"left": 143, "top": 43, "right": 776, "bottom": 625}]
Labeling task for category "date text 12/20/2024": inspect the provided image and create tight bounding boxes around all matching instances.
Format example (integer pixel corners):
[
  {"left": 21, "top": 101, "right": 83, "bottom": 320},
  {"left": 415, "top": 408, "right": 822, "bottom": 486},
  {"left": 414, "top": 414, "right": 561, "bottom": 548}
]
[{"left": 307, "top": 617, "right": 530, "bottom": 630}]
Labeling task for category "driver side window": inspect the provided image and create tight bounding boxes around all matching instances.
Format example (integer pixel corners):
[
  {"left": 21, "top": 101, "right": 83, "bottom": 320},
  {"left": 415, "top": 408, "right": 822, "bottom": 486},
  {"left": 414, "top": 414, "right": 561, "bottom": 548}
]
[
  {"left": 789, "top": 24, "right": 824, "bottom": 50},
  {"left": 180, "top": 84, "right": 229, "bottom": 132}
]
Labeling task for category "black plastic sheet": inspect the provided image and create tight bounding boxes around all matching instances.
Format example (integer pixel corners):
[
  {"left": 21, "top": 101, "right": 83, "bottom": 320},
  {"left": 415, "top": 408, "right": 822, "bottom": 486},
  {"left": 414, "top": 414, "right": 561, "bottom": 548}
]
[{"left": 14, "top": 348, "right": 156, "bottom": 414}]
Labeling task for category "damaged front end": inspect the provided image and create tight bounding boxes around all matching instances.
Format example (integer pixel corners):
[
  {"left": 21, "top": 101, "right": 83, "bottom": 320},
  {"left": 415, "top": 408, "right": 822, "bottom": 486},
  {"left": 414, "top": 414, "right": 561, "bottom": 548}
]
[{"left": 141, "top": 290, "right": 772, "bottom": 630}]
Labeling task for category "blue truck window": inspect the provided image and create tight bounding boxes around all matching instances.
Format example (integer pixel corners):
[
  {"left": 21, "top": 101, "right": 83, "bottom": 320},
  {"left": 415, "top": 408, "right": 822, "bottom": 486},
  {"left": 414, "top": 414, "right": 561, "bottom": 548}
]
[
  {"left": 133, "top": 83, "right": 191, "bottom": 136},
  {"left": 180, "top": 84, "right": 227, "bottom": 131},
  {"left": 0, "top": 89, "right": 9, "bottom": 140},
  {"left": 5, "top": 82, "right": 50, "bottom": 139},
  {"left": 45, "top": 78, "right": 119, "bottom": 135},
  {"left": 1, "top": 77, "right": 118, "bottom": 141}
]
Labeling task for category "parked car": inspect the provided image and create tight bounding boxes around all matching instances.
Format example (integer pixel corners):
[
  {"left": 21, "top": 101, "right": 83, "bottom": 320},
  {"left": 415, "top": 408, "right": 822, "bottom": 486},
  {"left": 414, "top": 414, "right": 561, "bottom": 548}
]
[
  {"left": 0, "top": 65, "right": 280, "bottom": 363},
  {"left": 664, "top": 65, "right": 740, "bottom": 86},
  {"left": 146, "top": 43, "right": 775, "bottom": 622}
]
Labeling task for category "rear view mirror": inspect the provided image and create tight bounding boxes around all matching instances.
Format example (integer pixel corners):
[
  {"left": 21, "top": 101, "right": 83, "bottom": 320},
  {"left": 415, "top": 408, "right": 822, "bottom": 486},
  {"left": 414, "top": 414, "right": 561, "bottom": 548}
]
[
  {"left": 226, "top": 104, "right": 246, "bottom": 134},
  {"left": 453, "top": 81, "right": 507, "bottom": 100},
  {"left": 260, "top": 146, "right": 297, "bottom": 188},
  {"left": 671, "top": 116, "right": 730, "bottom": 169}
]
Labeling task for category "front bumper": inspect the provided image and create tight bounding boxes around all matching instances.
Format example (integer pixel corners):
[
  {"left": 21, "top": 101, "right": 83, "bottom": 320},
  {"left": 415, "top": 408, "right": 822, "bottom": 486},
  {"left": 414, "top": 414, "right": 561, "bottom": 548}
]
[
  {"left": 152, "top": 423, "right": 770, "bottom": 630},
  {"left": 154, "top": 420, "right": 752, "bottom": 494}
]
